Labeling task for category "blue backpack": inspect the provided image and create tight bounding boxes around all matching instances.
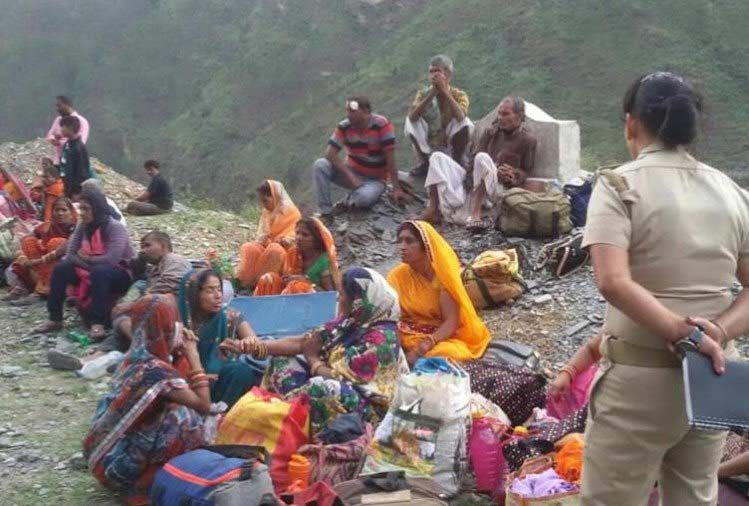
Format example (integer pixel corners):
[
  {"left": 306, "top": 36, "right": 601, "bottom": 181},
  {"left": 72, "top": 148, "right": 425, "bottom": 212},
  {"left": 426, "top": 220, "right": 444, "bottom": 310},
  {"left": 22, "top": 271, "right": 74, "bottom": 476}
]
[
  {"left": 563, "top": 180, "right": 592, "bottom": 227},
  {"left": 150, "top": 445, "right": 277, "bottom": 506}
]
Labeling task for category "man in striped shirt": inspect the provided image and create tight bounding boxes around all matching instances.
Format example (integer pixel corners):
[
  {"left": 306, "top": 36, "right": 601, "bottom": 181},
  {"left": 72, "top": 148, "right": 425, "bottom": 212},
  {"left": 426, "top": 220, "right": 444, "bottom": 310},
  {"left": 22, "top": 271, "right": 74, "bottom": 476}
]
[{"left": 313, "top": 96, "right": 404, "bottom": 218}]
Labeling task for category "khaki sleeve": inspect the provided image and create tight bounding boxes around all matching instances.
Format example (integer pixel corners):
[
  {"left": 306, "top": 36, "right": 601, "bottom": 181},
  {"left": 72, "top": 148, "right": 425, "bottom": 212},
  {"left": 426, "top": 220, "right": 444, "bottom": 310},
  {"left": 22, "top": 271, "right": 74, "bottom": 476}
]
[
  {"left": 582, "top": 176, "right": 631, "bottom": 250},
  {"left": 737, "top": 188, "right": 749, "bottom": 258}
]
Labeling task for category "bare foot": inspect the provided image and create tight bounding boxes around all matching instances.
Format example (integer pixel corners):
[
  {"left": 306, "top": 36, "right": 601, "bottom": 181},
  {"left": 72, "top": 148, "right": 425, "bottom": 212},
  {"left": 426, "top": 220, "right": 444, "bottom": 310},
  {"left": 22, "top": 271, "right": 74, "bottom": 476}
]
[
  {"left": 415, "top": 207, "right": 441, "bottom": 224},
  {"left": 89, "top": 324, "right": 107, "bottom": 342}
]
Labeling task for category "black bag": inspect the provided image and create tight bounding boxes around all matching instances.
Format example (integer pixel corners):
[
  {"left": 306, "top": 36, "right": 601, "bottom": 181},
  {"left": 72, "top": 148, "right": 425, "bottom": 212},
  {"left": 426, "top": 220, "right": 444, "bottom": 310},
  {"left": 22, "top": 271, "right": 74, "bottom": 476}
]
[
  {"left": 534, "top": 233, "right": 589, "bottom": 278},
  {"left": 563, "top": 180, "right": 592, "bottom": 227},
  {"left": 482, "top": 340, "right": 540, "bottom": 372}
]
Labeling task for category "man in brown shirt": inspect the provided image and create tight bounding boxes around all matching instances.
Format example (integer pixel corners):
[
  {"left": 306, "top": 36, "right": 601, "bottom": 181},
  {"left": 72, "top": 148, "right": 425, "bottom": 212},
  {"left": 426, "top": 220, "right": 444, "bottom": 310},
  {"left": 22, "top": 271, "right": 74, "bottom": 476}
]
[{"left": 418, "top": 96, "right": 537, "bottom": 227}]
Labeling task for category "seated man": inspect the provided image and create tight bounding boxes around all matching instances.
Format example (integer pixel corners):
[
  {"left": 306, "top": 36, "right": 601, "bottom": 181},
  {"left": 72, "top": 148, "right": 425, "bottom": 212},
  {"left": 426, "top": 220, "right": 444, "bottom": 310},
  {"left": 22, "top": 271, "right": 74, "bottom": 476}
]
[
  {"left": 47, "top": 230, "right": 191, "bottom": 371},
  {"left": 419, "top": 96, "right": 537, "bottom": 226},
  {"left": 313, "top": 96, "right": 403, "bottom": 218},
  {"left": 125, "top": 160, "right": 174, "bottom": 215},
  {"left": 405, "top": 54, "right": 472, "bottom": 176}
]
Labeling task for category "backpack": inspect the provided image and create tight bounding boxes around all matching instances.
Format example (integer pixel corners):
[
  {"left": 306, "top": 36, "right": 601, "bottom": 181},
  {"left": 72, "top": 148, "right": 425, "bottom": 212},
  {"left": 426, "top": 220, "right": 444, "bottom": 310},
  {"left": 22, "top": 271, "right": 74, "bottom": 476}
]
[
  {"left": 150, "top": 445, "right": 278, "bottom": 506},
  {"left": 498, "top": 188, "right": 572, "bottom": 239},
  {"left": 563, "top": 179, "right": 592, "bottom": 227},
  {"left": 461, "top": 249, "right": 524, "bottom": 309}
]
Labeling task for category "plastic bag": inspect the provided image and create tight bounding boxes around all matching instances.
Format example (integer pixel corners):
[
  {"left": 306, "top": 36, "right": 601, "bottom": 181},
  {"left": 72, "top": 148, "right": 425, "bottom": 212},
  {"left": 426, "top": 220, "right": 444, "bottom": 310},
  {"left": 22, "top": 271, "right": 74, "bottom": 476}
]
[{"left": 469, "top": 416, "right": 509, "bottom": 495}]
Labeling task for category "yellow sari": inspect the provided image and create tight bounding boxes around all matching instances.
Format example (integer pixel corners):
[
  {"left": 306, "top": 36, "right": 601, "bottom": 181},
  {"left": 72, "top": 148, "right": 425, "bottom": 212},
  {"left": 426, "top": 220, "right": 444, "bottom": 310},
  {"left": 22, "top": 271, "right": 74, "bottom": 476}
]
[{"left": 387, "top": 220, "right": 491, "bottom": 361}]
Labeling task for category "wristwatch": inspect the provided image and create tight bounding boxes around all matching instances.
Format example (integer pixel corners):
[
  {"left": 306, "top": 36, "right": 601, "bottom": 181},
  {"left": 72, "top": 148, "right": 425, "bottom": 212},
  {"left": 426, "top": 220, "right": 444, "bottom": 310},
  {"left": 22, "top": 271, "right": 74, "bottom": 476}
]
[{"left": 686, "top": 327, "right": 705, "bottom": 348}]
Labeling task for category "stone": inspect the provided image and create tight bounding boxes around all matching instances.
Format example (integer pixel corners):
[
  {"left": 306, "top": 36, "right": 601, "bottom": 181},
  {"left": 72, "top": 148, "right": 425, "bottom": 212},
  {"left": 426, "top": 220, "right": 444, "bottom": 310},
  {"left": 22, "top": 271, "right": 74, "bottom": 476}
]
[
  {"left": 532, "top": 294, "right": 553, "bottom": 305},
  {"left": 564, "top": 320, "right": 591, "bottom": 337},
  {"left": 0, "top": 366, "right": 25, "bottom": 377}
]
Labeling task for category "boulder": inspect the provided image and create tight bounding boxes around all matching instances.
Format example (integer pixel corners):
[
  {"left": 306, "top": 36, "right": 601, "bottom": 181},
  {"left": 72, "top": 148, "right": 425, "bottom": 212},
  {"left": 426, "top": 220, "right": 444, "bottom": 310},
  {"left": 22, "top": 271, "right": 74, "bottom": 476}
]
[{"left": 473, "top": 101, "right": 581, "bottom": 183}]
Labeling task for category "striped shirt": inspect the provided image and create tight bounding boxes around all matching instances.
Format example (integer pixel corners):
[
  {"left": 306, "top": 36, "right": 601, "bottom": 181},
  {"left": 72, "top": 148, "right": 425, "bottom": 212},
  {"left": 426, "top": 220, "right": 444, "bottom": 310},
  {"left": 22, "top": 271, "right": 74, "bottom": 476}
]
[{"left": 328, "top": 114, "right": 396, "bottom": 180}]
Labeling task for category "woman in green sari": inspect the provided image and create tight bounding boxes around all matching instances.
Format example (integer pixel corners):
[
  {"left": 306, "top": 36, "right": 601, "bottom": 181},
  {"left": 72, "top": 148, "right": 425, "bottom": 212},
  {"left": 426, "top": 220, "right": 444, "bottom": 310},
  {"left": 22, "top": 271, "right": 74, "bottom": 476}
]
[{"left": 177, "top": 268, "right": 261, "bottom": 407}]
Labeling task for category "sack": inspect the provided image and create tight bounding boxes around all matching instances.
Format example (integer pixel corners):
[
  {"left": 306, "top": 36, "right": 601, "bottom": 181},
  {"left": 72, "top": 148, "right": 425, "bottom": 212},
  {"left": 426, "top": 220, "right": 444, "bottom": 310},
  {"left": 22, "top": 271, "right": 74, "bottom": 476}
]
[
  {"left": 498, "top": 188, "right": 572, "bottom": 239},
  {"left": 563, "top": 180, "right": 592, "bottom": 227},
  {"left": 150, "top": 445, "right": 277, "bottom": 506},
  {"left": 216, "top": 387, "right": 310, "bottom": 491},
  {"left": 534, "top": 233, "right": 588, "bottom": 278},
  {"left": 361, "top": 359, "right": 471, "bottom": 497},
  {"left": 482, "top": 340, "right": 540, "bottom": 372},
  {"left": 0, "top": 217, "right": 20, "bottom": 262},
  {"left": 461, "top": 249, "right": 524, "bottom": 309},
  {"left": 298, "top": 423, "right": 373, "bottom": 486},
  {"left": 505, "top": 456, "right": 580, "bottom": 506},
  {"left": 334, "top": 473, "right": 449, "bottom": 506}
]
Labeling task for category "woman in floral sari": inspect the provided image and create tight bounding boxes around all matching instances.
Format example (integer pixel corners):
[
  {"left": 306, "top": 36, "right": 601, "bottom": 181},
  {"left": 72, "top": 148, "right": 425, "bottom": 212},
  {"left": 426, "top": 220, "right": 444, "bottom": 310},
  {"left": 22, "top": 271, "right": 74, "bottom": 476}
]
[
  {"left": 387, "top": 220, "right": 491, "bottom": 364},
  {"left": 6, "top": 197, "right": 76, "bottom": 299},
  {"left": 235, "top": 180, "right": 301, "bottom": 289},
  {"left": 231, "top": 267, "right": 407, "bottom": 434},
  {"left": 254, "top": 217, "right": 340, "bottom": 295},
  {"left": 83, "top": 295, "right": 210, "bottom": 505}
]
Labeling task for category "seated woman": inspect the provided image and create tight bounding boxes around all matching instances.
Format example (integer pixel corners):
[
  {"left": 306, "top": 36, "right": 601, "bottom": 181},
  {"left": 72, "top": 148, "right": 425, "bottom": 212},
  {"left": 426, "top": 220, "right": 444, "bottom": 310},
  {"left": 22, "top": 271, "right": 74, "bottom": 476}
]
[
  {"left": 387, "top": 220, "right": 491, "bottom": 364},
  {"left": 178, "top": 268, "right": 261, "bottom": 407},
  {"left": 5, "top": 197, "right": 76, "bottom": 300},
  {"left": 233, "top": 267, "right": 406, "bottom": 434},
  {"left": 235, "top": 180, "right": 301, "bottom": 290},
  {"left": 0, "top": 165, "right": 37, "bottom": 221},
  {"left": 254, "top": 217, "right": 340, "bottom": 295},
  {"left": 83, "top": 295, "right": 210, "bottom": 506},
  {"left": 33, "top": 188, "right": 135, "bottom": 339}
]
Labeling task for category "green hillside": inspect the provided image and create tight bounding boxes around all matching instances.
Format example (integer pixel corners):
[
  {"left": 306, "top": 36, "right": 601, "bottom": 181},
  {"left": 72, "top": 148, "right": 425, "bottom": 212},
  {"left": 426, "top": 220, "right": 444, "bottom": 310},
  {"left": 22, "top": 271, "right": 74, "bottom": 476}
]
[{"left": 1, "top": 0, "right": 748, "bottom": 208}]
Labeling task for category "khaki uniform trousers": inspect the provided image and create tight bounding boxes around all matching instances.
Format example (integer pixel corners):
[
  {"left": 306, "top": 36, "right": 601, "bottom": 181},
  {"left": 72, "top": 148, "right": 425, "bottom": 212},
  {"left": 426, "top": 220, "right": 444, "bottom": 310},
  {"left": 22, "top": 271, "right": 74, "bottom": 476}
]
[{"left": 581, "top": 351, "right": 726, "bottom": 505}]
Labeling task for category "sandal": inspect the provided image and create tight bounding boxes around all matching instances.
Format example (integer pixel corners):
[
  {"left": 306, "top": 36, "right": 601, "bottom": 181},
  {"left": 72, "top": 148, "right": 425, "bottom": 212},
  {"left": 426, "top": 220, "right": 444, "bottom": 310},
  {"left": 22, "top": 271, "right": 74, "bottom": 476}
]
[
  {"left": 32, "top": 321, "right": 64, "bottom": 334},
  {"left": 47, "top": 349, "right": 84, "bottom": 371}
]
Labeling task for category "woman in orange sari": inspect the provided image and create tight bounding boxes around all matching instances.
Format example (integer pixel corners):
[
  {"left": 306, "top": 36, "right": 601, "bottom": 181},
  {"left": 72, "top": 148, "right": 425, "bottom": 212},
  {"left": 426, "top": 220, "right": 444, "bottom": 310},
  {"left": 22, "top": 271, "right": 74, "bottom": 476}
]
[
  {"left": 6, "top": 197, "right": 77, "bottom": 299},
  {"left": 254, "top": 217, "right": 340, "bottom": 295},
  {"left": 235, "top": 180, "right": 301, "bottom": 289},
  {"left": 387, "top": 220, "right": 491, "bottom": 364}
]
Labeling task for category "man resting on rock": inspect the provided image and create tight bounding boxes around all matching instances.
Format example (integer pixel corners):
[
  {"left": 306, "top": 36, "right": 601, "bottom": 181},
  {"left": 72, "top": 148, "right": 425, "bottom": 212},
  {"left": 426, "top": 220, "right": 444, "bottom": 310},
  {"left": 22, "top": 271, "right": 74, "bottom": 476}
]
[
  {"left": 313, "top": 96, "right": 404, "bottom": 219},
  {"left": 418, "top": 96, "right": 537, "bottom": 228},
  {"left": 405, "top": 54, "right": 472, "bottom": 176}
]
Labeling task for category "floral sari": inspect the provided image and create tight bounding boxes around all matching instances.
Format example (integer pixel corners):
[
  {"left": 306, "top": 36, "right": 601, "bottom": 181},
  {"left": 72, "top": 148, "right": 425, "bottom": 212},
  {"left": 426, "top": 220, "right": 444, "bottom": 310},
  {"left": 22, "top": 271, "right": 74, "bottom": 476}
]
[
  {"left": 387, "top": 220, "right": 491, "bottom": 361},
  {"left": 83, "top": 295, "right": 205, "bottom": 505},
  {"left": 265, "top": 267, "right": 408, "bottom": 434}
]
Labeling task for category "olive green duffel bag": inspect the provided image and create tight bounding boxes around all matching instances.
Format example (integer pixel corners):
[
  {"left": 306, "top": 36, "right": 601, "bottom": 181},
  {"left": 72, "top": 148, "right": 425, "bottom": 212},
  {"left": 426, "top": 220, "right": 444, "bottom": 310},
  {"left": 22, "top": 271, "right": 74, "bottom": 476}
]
[{"left": 498, "top": 188, "right": 572, "bottom": 239}]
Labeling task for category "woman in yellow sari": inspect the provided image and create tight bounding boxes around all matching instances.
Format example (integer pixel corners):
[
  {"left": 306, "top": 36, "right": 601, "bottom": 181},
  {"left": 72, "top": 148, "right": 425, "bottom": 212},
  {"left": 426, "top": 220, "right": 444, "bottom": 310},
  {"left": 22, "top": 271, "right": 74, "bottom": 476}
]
[
  {"left": 235, "top": 180, "right": 301, "bottom": 289},
  {"left": 254, "top": 217, "right": 340, "bottom": 295},
  {"left": 387, "top": 220, "right": 491, "bottom": 363}
]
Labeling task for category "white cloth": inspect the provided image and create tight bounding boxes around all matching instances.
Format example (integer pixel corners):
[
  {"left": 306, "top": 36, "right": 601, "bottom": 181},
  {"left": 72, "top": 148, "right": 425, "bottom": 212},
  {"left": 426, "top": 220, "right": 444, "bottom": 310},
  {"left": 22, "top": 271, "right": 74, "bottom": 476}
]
[
  {"left": 404, "top": 116, "right": 474, "bottom": 161},
  {"left": 424, "top": 151, "right": 504, "bottom": 224}
]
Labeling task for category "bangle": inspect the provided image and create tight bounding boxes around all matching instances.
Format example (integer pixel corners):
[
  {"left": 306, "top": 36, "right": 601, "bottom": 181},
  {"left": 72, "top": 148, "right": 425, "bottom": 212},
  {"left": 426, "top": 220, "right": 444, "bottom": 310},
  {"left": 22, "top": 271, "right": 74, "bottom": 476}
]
[
  {"left": 255, "top": 341, "right": 268, "bottom": 359},
  {"left": 560, "top": 365, "right": 577, "bottom": 380},
  {"left": 310, "top": 361, "right": 324, "bottom": 376},
  {"left": 188, "top": 369, "right": 205, "bottom": 378},
  {"left": 711, "top": 320, "right": 729, "bottom": 343},
  {"left": 190, "top": 380, "right": 209, "bottom": 389}
]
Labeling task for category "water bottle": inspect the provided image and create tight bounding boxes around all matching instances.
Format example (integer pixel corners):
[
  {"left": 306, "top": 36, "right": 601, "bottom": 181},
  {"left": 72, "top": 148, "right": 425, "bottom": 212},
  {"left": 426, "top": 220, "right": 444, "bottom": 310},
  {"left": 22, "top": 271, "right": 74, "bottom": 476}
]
[{"left": 77, "top": 351, "right": 125, "bottom": 379}]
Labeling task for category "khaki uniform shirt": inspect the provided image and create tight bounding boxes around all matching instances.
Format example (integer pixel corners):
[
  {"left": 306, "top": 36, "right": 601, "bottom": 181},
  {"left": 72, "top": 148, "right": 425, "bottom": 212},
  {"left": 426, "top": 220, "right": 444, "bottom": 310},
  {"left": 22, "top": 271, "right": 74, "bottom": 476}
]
[{"left": 583, "top": 143, "right": 749, "bottom": 350}]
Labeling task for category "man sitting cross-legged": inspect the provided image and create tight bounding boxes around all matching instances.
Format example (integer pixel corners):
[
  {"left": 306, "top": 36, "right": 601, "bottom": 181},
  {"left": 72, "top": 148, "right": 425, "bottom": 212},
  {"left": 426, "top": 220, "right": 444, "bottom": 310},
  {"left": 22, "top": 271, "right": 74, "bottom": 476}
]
[{"left": 418, "top": 96, "right": 537, "bottom": 227}]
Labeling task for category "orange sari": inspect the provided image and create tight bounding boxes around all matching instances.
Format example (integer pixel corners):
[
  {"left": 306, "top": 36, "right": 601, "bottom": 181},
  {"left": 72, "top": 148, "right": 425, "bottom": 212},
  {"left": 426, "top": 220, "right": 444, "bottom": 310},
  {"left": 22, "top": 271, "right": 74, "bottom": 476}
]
[
  {"left": 386, "top": 220, "right": 491, "bottom": 361},
  {"left": 254, "top": 218, "right": 340, "bottom": 296},
  {"left": 235, "top": 180, "right": 301, "bottom": 288}
]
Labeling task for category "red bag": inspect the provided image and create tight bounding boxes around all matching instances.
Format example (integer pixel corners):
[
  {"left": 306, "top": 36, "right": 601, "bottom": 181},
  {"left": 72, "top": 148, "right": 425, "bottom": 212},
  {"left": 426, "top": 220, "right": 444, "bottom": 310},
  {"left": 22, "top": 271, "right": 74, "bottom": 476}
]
[{"left": 216, "top": 387, "right": 310, "bottom": 491}]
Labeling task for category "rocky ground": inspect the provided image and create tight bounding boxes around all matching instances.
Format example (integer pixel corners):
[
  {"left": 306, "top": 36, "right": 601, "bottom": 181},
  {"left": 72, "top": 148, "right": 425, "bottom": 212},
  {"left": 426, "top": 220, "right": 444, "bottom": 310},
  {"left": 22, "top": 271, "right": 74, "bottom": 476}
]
[{"left": 1, "top": 140, "right": 744, "bottom": 505}]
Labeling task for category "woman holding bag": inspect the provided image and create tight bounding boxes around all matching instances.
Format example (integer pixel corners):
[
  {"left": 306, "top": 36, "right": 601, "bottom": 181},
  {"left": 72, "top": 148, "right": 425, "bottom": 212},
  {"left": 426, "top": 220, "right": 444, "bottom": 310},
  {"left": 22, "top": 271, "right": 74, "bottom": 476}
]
[{"left": 581, "top": 72, "right": 749, "bottom": 505}]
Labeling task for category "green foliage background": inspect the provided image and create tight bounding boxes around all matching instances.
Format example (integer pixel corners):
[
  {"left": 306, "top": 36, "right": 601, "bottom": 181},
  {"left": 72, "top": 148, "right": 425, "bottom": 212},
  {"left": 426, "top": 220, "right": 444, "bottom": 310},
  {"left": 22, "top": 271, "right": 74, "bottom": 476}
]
[{"left": 1, "top": 0, "right": 748, "bottom": 208}]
